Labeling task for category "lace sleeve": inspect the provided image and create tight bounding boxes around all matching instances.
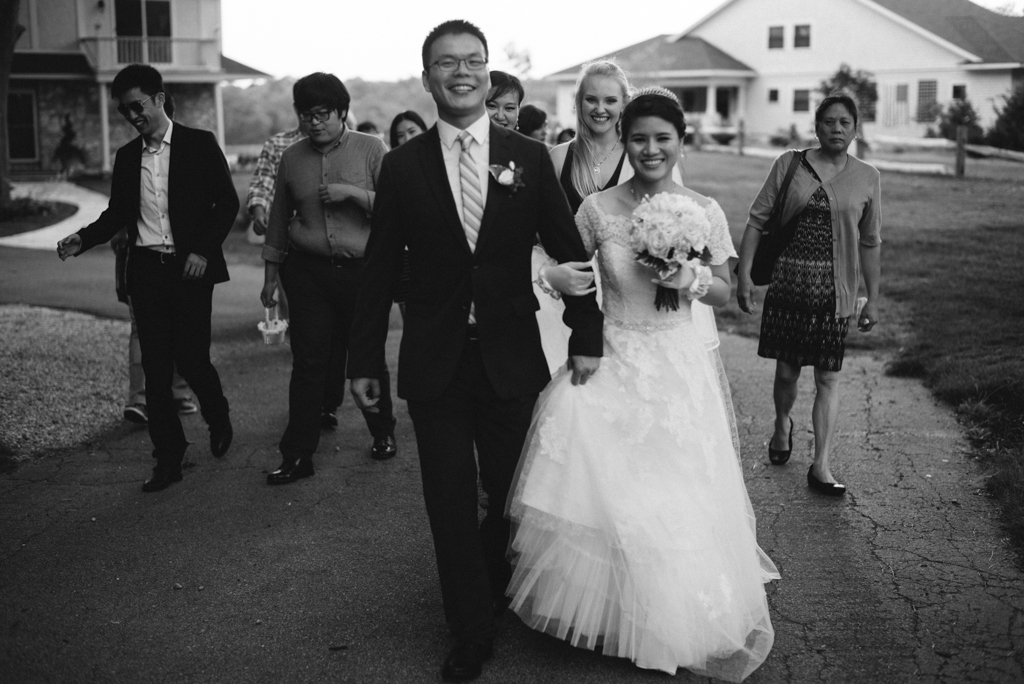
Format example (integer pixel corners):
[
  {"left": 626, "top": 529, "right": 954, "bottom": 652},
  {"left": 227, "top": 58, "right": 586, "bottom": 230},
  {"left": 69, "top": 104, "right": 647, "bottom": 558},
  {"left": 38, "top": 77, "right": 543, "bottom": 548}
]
[
  {"left": 704, "top": 200, "right": 738, "bottom": 266},
  {"left": 574, "top": 196, "right": 601, "bottom": 258}
]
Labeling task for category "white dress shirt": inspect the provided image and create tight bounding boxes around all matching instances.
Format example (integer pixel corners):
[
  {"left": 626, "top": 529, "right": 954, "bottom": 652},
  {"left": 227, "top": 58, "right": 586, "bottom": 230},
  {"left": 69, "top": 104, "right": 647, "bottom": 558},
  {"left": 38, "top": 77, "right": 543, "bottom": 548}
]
[
  {"left": 136, "top": 119, "right": 175, "bottom": 252},
  {"left": 437, "top": 114, "right": 490, "bottom": 231}
]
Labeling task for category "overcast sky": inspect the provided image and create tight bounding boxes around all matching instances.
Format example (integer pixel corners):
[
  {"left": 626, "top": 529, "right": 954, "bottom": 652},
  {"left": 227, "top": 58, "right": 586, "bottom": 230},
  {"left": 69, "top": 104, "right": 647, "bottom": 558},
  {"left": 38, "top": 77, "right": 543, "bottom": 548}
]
[{"left": 221, "top": 0, "right": 1024, "bottom": 82}]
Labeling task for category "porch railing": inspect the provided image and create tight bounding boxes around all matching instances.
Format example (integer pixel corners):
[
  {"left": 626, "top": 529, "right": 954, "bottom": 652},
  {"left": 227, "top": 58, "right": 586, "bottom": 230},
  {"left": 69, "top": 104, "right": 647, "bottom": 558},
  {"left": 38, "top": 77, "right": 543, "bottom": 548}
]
[{"left": 80, "top": 37, "right": 219, "bottom": 72}]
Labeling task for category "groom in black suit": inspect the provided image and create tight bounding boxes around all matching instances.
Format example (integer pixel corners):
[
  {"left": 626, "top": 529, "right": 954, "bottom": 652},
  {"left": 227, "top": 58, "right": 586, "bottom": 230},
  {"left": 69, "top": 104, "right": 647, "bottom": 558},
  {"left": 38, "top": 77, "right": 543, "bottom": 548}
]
[
  {"left": 348, "top": 19, "right": 603, "bottom": 682},
  {"left": 57, "top": 64, "right": 236, "bottom": 492}
]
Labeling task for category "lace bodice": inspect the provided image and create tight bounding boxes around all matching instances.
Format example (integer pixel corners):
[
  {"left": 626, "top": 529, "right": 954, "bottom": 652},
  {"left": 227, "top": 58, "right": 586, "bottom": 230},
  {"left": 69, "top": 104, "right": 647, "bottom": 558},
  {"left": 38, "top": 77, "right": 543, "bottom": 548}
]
[{"left": 575, "top": 193, "right": 737, "bottom": 330}]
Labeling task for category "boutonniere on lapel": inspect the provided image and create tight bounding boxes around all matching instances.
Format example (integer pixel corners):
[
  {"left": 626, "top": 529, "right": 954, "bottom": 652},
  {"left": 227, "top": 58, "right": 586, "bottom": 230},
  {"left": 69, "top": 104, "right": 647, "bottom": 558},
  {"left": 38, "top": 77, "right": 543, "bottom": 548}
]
[{"left": 489, "top": 162, "right": 526, "bottom": 194}]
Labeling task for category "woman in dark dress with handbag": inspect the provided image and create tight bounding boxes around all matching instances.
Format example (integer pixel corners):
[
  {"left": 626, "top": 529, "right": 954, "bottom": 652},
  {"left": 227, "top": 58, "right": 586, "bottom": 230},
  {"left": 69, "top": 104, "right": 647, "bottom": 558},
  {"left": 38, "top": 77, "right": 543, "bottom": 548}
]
[{"left": 736, "top": 93, "right": 882, "bottom": 496}]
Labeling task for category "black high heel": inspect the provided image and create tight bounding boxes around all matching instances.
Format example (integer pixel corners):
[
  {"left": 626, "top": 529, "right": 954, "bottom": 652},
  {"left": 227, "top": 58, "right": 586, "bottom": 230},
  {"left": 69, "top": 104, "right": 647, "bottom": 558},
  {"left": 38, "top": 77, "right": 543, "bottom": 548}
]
[
  {"left": 807, "top": 466, "right": 847, "bottom": 496},
  {"left": 768, "top": 418, "right": 793, "bottom": 465}
]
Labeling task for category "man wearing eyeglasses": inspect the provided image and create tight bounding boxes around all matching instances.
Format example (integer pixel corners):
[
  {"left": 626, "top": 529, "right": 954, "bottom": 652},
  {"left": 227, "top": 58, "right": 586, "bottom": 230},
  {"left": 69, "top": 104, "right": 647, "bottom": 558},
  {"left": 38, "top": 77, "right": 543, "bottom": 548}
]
[
  {"left": 258, "top": 72, "right": 397, "bottom": 485},
  {"left": 56, "top": 64, "right": 238, "bottom": 493},
  {"left": 347, "top": 19, "right": 602, "bottom": 682}
]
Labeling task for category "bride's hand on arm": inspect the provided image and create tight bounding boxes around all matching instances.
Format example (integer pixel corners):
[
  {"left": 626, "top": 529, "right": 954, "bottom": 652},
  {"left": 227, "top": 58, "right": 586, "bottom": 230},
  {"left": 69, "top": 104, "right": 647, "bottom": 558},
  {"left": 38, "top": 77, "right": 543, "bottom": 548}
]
[
  {"left": 542, "top": 261, "right": 596, "bottom": 296},
  {"left": 652, "top": 262, "right": 731, "bottom": 308}
]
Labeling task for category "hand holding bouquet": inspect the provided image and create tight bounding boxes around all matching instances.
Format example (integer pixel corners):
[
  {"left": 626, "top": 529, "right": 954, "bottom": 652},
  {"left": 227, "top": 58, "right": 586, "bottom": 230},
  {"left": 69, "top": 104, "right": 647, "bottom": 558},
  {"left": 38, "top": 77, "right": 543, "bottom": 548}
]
[{"left": 629, "top": 192, "right": 713, "bottom": 311}]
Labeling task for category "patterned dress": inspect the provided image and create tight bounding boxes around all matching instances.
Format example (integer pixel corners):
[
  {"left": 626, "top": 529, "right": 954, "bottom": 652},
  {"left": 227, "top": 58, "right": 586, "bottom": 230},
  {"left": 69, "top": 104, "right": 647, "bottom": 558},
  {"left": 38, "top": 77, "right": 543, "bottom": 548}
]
[{"left": 758, "top": 158, "right": 850, "bottom": 370}]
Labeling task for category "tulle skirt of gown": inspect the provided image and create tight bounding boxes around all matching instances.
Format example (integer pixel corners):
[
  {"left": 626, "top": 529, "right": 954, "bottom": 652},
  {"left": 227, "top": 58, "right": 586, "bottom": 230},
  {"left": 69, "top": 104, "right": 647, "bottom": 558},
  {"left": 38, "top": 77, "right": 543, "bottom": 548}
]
[{"left": 507, "top": 312, "right": 779, "bottom": 681}]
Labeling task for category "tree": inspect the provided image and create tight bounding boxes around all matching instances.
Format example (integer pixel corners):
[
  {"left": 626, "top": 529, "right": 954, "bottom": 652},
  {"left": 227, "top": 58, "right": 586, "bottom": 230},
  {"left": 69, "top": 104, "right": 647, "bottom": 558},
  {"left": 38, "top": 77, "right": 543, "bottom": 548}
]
[
  {"left": 504, "top": 43, "right": 532, "bottom": 80},
  {"left": 819, "top": 64, "right": 878, "bottom": 123},
  {"left": 1, "top": 0, "right": 23, "bottom": 209},
  {"left": 938, "top": 98, "right": 984, "bottom": 144},
  {"left": 986, "top": 84, "right": 1024, "bottom": 152}
]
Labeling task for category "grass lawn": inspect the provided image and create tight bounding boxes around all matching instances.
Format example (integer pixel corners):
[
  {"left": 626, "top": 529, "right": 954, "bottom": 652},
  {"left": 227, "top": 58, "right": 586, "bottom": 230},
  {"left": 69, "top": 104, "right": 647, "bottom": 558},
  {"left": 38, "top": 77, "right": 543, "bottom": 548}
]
[{"left": 685, "top": 149, "right": 1024, "bottom": 561}]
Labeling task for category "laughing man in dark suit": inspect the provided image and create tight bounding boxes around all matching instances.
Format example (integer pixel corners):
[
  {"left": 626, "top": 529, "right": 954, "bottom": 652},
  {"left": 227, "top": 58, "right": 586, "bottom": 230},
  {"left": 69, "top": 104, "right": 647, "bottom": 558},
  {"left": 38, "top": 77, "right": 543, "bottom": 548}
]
[
  {"left": 57, "top": 64, "right": 237, "bottom": 493},
  {"left": 347, "top": 20, "right": 603, "bottom": 682}
]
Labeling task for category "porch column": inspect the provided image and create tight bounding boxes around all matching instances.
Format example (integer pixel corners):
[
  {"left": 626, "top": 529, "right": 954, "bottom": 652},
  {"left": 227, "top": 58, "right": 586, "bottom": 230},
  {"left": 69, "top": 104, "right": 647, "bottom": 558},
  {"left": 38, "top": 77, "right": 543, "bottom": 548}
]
[
  {"left": 99, "top": 82, "right": 111, "bottom": 174},
  {"left": 704, "top": 85, "right": 713, "bottom": 120},
  {"left": 213, "top": 82, "right": 225, "bottom": 149}
]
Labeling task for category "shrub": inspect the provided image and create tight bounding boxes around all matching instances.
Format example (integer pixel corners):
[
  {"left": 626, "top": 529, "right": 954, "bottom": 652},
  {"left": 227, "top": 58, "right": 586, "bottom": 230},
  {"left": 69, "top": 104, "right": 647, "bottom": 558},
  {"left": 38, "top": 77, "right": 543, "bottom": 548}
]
[
  {"left": 986, "top": 84, "right": 1024, "bottom": 152},
  {"left": 938, "top": 99, "right": 985, "bottom": 144}
]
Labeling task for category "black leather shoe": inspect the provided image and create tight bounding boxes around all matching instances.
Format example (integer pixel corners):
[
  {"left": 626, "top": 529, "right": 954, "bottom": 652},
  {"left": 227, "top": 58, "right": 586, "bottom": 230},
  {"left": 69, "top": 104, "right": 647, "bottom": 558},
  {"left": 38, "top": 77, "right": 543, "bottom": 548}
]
[
  {"left": 142, "top": 467, "right": 182, "bottom": 492},
  {"left": 442, "top": 640, "right": 493, "bottom": 682},
  {"left": 370, "top": 433, "right": 397, "bottom": 460},
  {"left": 267, "top": 457, "right": 314, "bottom": 485},
  {"left": 321, "top": 410, "right": 338, "bottom": 430},
  {"left": 210, "top": 417, "right": 233, "bottom": 458},
  {"left": 768, "top": 418, "right": 793, "bottom": 465},
  {"left": 807, "top": 466, "right": 847, "bottom": 496}
]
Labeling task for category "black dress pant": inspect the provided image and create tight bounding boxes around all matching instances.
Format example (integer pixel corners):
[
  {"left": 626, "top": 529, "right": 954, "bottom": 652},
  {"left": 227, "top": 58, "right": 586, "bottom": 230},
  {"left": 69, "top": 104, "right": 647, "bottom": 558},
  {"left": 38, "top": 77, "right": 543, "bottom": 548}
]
[
  {"left": 127, "top": 249, "right": 229, "bottom": 468},
  {"left": 407, "top": 337, "right": 537, "bottom": 644},
  {"left": 278, "top": 251, "right": 395, "bottom": 459}
]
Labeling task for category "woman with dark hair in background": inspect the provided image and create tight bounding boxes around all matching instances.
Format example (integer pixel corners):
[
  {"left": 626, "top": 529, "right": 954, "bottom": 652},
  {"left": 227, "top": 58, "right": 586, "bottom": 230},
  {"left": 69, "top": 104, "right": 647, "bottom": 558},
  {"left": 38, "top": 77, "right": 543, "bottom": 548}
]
[
  {"left": 388, "top": 110, "right": 427, "bottom": 150},
  {"left": 507, "top": 89, "right": 777, "bottom": 681},
  {"left": 736, "top": 92, "right": 881, "bottom": 497},
  {"left": 387, "top": 110, "right": 428, "bottom": 317},
  {"left": 485, "top": 70, "right": 524, "bottom": 131},
  {"left": 517, "top": 104, "right": 549, "bottom": 143}
]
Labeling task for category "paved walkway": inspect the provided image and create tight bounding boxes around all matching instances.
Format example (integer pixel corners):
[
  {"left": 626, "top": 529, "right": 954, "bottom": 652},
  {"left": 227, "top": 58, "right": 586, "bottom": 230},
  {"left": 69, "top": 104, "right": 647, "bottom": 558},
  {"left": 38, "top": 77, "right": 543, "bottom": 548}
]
[
  {"left": 1, "top": 191, "right": 1022, "bottom": 683},
  {"left": 0, "top": 181, "right": 112, "bottom": 250}
]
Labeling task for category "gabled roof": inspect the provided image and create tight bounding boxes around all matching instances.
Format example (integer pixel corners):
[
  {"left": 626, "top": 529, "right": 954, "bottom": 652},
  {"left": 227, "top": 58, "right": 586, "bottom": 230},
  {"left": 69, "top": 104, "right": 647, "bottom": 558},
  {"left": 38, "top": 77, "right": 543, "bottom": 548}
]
[
  {"left": 870, "top": 0, "right": 1024, "bottom": 63},
  {"left": 548, "top": 35, "right": 754, "bottom": 80},
  {"left": 220, "top": 55, "right": 270, "bottom": 80}
]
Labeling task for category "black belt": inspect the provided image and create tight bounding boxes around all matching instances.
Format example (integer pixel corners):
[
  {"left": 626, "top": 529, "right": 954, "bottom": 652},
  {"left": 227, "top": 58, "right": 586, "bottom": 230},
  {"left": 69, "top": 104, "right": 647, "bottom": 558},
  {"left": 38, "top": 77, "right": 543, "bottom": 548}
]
[{"left": 130, "top": 247, "right": 180, "bottom": 264}]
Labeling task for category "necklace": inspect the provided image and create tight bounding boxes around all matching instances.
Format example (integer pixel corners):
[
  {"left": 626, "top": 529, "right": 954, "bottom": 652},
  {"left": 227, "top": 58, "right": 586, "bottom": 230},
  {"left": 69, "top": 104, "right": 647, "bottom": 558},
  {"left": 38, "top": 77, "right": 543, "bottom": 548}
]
[{"left": 593, "top": 142, "right": 619, "bottom": 176}]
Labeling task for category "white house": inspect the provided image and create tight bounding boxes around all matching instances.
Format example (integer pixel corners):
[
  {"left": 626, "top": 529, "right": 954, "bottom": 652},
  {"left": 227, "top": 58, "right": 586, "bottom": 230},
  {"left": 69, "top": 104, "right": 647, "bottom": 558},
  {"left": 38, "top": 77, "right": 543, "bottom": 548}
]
[
  {"left": 546, "top": 0, "right": 1024, "bottom": 142},
  {"left": 8, "top": 0, "right": 266, "bottom": 175}
]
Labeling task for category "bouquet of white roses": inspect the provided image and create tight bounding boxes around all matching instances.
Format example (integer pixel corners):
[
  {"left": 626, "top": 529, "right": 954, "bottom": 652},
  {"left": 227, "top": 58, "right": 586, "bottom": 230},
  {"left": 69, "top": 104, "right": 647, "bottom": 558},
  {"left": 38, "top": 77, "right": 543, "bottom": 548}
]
[{"left": 629, "top": 192, "right": 713, "bottom": 311}]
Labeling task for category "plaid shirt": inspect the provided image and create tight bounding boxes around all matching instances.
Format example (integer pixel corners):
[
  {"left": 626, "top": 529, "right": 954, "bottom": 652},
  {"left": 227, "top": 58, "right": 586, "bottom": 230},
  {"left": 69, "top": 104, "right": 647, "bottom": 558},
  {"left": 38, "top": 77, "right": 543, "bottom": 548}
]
[{"left": 245, "top": 127, "right": 305, "bottom": 213}]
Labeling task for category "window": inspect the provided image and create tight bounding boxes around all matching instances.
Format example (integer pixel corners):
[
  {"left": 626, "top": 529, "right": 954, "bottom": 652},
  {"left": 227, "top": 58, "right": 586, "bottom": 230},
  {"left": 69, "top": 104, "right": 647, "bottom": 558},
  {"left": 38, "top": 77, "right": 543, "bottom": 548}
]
[
  {"left": 793, "top": 89, "right": 810, "bottom": 112},
  {"left": 673, "top": 87, "right": 707, "bottom": 114},
  {"left": 7, "top": 91, "right": 38, "bottom": 161},
  {"left": 917, "top": 80, "right": 938, "bottom": 121},
  {"left": 768, "top": 26, "right": 784, "bottom": 49},
  {"left": 952, "top": 84, "right": 967, "bottom": 100},
  {"left": 768, "top": 89, "right": 779, "bottom": 103},
  {"left": 794, "top": 25, "right": 811, "bottom": 48},
  {"left": 896, "top": 84, "right": 908, "bottom": 103},
  {"left": 115, "top": 0, "right": 172, "bottom": 63}
]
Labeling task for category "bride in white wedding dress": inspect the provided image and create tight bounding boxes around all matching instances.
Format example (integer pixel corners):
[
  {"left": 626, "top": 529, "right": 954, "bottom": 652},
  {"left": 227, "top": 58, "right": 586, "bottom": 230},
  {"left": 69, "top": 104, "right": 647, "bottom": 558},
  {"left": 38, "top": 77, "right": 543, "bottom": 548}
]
[{"left": 506, "top": 90, "right": 778, "bottom": 682}]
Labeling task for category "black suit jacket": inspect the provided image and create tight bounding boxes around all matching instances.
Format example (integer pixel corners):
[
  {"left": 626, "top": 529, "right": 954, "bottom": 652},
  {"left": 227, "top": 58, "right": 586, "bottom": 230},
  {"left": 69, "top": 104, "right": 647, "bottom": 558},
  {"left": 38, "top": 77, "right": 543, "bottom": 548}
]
[
  {"left": 347, "top": 123, "right": 604, "bottom": 402},
  {"left": 76, "top": 123, "right": 239, "bottom": 284}
]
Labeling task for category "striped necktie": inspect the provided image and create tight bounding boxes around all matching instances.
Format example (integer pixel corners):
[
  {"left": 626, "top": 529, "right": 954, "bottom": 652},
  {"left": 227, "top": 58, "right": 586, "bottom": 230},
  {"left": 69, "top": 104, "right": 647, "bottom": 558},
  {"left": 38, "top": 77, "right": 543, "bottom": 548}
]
[{"left": 457, "top": 131, "right": 483, "bottom": 252}]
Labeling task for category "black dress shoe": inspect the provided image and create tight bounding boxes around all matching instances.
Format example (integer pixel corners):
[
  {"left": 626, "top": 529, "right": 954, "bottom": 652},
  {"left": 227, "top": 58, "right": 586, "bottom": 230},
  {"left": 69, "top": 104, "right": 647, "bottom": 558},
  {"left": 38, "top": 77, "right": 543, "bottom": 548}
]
[
  {"left": 370, "top": 433, "right": 397, "bottom": 460},
  {"left": 768, "top": 418, "right": 794, "bottom": 465},
  {"left": 266, "top": 457, "right": 314, "bottom": 485},
  {"left": 442, "top": 640, "right": 493, "bottom": 682},
  {"left": 807, "top": 466, "right": 847, "bottom": 496},
  {"left": 210, "top": 417, "right": 233, "bottom": 458},
  {"left": 142, "top": 467, "right": 182, "bottom": 492}
]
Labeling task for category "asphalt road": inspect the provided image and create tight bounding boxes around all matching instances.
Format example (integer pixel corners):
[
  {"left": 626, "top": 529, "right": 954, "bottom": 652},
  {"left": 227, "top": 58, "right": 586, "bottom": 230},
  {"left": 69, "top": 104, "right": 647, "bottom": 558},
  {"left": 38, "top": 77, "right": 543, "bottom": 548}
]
[{"left": 1, "top": 244, "right": 1023, "bottom": 683}]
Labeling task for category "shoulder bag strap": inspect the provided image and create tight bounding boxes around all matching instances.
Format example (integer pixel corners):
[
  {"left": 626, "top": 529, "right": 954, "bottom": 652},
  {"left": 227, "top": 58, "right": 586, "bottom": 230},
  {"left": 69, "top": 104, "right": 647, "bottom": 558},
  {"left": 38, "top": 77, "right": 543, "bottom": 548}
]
[{"left": 764, "top": 149, "right": 804, "bottom": 236}]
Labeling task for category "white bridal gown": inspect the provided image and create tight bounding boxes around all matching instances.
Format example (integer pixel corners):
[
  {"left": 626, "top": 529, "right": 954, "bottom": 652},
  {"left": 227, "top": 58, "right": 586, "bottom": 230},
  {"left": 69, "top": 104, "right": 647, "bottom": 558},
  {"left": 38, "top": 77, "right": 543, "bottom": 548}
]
[{"left": 508, "top": 193, "right": 779, "bottom": 682}]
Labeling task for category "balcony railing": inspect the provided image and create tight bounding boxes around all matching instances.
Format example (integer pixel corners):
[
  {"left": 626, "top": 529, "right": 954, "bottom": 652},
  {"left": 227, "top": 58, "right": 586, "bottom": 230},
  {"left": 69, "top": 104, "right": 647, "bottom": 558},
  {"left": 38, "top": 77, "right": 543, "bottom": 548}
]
[{"left": 80, "top": 37, "right": 220, "bottom": 72}]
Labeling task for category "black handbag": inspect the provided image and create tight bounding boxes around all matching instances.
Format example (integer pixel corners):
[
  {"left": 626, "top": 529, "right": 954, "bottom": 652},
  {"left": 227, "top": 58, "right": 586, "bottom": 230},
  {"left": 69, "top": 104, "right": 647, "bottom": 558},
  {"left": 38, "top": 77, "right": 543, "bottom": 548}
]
[{"left": 749, "top": 150, "right": 805, "bottom": 286}]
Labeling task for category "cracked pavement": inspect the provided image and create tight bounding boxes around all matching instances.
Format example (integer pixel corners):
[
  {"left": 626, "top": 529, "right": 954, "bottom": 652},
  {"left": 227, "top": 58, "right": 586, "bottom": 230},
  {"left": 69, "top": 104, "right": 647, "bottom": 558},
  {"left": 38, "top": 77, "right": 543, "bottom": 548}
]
[{"left": 2, "top": 260, "right": 1022, "bottom": 682}]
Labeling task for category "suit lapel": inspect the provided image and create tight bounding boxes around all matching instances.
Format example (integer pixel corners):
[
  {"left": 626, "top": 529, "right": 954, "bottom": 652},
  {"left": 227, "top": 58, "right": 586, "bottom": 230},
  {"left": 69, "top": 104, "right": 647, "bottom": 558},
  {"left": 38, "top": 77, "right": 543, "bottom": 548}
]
[
  {"left": 124, "top": 137, "right": 143, "bottom": 223},
  {"left": 417, "top": 126, "right": 469, "bottom": 252},
  {"left": 475, "top": 124, "right": 511, "bottom": 254}
]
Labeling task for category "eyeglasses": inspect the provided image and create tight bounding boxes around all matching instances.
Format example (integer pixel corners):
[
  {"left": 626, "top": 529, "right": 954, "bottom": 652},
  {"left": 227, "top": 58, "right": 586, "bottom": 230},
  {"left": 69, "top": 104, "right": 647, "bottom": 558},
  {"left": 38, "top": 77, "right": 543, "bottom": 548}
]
[
  {"left": 428, "top": 56, "right": 488, "bottom": 72},
  {"left": 116, "top": 94, "right": 156, "bottom": 118},
  {"left": 297, "top": 109, "right": 334, "bottom": 124}
]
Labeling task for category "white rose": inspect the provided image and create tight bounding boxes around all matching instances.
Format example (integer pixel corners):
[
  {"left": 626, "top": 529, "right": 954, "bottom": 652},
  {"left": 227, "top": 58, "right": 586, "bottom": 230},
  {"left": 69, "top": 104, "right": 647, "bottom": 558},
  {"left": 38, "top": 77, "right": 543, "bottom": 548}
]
[{"left": 498, "top": 169, "right": 515, "bottom": 185}]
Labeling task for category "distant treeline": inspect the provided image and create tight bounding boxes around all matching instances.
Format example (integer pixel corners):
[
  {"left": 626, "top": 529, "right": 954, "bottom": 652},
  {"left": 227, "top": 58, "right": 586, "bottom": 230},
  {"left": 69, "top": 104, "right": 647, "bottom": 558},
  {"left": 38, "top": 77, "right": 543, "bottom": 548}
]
[{"left": 223, "top": 76, "right": 560, "bottom": 145}]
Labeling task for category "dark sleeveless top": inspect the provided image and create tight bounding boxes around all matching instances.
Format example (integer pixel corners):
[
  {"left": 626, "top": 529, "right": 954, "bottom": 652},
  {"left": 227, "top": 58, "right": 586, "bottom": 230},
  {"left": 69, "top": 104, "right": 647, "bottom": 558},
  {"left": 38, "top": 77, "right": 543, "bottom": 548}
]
[{"left": 559, "top": 140, "right": 627, "bottom": 215}]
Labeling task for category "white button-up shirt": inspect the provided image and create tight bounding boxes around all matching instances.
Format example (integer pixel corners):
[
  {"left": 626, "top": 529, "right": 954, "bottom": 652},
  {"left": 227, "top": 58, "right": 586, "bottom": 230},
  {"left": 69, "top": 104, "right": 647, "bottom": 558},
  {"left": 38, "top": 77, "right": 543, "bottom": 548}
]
[
  {"left": 136, "top": 119, "right": 174, "bottom": 252},
  {"left": 437, "top": 114, "right": 490, "bottom": 231}
]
